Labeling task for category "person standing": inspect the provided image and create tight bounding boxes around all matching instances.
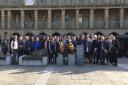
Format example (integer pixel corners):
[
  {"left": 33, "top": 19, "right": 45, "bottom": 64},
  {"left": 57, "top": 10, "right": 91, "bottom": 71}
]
[
  {"left": 18, "top": 36, "right": 24, "bottom": 57},
  {"left": 9, "top": 34, "right": 14, "bottom": 54},
  {"left": 76, "top": 35, "right": 85, "bottom": 65},
  {"left": 62, "top": 36, "right": 69, "bottom": 65},
  {"left": 110, "top": 36, "right": 120, "bottom": 66},
  {"left": 24, "top": 36, "right": 31, "bottom": 55},
  {"left": 84, "top": 36, "right": 92, "bottom": 64},
  {"left": 99, "top": 36, "right": 107, "bottom": 65},
  {"left": 53, "top": 36, "right": 60, "bottom": 64},
  {"left": 1, "top": 39, "right": 8, "bottom": 56},
  {"left": 11, "top": 35, "right": 19, "bottom": 64},
  {"left": 33, "top": 37, "right": 42, "bottom": 50},
  {"left": 105, "top": 36, "right": 111, "bottom": 64},
  {"left": 92, "top": 35, "right": 98, "bottom": 64}
]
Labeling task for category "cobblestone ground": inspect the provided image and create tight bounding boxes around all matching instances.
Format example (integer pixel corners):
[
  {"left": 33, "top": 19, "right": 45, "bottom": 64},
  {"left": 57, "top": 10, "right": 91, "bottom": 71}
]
[
  {"left": 46, "top": 65, "right": 128, "bottom": 85},
  {"left": 0, "top": 66, "right": 47, "bottom": 85},
  {"left": 0, "top": 60, "right": 128, "bottom": 85}
]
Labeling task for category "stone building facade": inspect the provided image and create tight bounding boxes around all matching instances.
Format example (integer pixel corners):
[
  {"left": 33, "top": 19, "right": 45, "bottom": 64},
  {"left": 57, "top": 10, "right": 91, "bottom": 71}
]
[{"left": 0, "top": 0, "right": 128, "bottom": 36}]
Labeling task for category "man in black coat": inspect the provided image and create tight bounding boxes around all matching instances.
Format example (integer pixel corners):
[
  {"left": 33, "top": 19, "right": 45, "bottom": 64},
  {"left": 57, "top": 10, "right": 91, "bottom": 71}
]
[
  {"left": 52, "top": 37, "right": 60, "bottom": 64},
  {"left": 24, "top": 36, "right": 32, "bottom": 55},
  {"left": 92, "top": 35, "right": 98, "bottom": 64},
  {"left": 84, "top": 36, "right": 92, "bottom": 63},
  {"left": 110, "top": 36, "right": 120, "bottom": 66},
  {"left": 99, "top": 36, "right": 108, "bottom": 65},
  {"left": 18, "top": 36, "right": 24, "bottom": 56}
]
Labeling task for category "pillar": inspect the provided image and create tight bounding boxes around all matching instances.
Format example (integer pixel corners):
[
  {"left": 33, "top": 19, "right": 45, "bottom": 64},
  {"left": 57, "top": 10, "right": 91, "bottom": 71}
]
[
  {"left": 21, "top": 10, "right": 24, "bottom": 29},
  {"left": 105, "top": 8, "right": 109, "bottom": 29},
  {"left": 62, "top": 9, "right": 65, "bottom": 29},
  {"left": 7, "top": 10, "right": 11, "bottom": 29},
  {"left": 120, "top": 8, "right": 124, "bottom": 28},
  {"left": 48, "top": 9, "right": 51, "bottom": 29},
  {"left": 1, "top": 10, "right": 5, "bottom": 29},
  {"left": 90, "top": 9, "right": 94, "bottom": 29},
  {"left": 34, "top": 10, "right": 38, "bottom": 29},
  {"left": 76, "top": 9, "right": 79, "bottom": 28}
]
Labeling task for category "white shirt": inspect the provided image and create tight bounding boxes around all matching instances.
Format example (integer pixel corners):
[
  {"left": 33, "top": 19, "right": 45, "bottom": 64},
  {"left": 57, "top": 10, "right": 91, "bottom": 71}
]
[{"left": 11, "top": 40, "right": 18, "bottom": 50}]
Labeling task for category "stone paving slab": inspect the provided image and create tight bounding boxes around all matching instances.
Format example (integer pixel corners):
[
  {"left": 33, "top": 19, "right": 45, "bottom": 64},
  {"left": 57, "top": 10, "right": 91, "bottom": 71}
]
[
  {"left": 46, "top": 65, "right": 128, "bottom": 85},
  {"left": 0, "top": 64, "right": 128, "bottom": 85},
  {"left": 0, "top": 66, "right": 47, "bottom": 85}
]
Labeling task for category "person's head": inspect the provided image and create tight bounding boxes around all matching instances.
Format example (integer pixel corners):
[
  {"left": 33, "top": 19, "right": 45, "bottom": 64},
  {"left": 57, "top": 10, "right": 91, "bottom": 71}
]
[
  {"left": 93, "top": 35, "right": 97, "bottom": 40},
  {"left": 112, "top": 36, "right": 116, "bottom": 41},
  {"left": 46, "top": 36, "right": 50, "bottom": 41},
  {"left": 101, "top": 36, "right": 105, "bottom": 41},
  {"left": 35, "top": 37, "right": 40, "bottom": 41},
  {"left": 87, "top": 35, "right": 90, "bottom": 41},
  {"left": 76, "top": 35, "right": 80, "bottom": 40},
  {"left": 25, "top": 36, "right": 29, "bottom": 40},
  {"left": 72, "top": 36, "right": 76, "bottom": 41},
  {"left": 108, "top": 36, "right": 112, "bottom": 42},
  {"left": 81, "top": 34, "right": 85, "bottom": 40},
  {"left": 19, "top": 36, "right": 23, "bottom": 41},
  {"left": 14, "top": 35, "right": 18, "bottom": 40}
]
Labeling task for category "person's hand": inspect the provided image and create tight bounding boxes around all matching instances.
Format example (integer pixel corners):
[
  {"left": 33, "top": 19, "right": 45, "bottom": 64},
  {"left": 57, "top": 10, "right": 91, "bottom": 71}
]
[
  {"left": 11, "top": 49, "right": 13, "bottom": 52},
  {"left": 105, "top": 49, "right": 107, "bottom": 53},
  {"left": 94, "top": 48, "right": 97, "bottom": 52},
  {"left": 116, "top": 51, "right": 119, "bottom": 53}
]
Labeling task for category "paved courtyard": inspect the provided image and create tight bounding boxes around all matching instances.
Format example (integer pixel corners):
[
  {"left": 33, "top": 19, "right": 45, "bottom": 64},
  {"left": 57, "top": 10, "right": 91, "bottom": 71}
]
[{"left": 0, "top": 64, "right": 128, "bottom": 85}]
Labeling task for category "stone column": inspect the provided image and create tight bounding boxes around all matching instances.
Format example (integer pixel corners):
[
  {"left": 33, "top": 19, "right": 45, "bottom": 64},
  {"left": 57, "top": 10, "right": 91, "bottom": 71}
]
[
  {"left": 21, "top": 10, "right": 24, "bottom": 29},
  {"left": 90, "top": 9, "right": 94, "bottom": 29},
  {"left": 48, "top": 9, "right": 52, "bottom": 29},
  {"left": 62, "top": 9, "right": 65, "bottom": 29},
  {"left": 120, "top": 8, "right": 124, "bottom": 28},
  {"left": 34, "top": 10, "right": 38, "bottom": 29},
  {"left": 76, "top": 9, "right": 79, "bottom": 28},
  {"left": 105, "top": 8, "right": 109, "bottom": 29},
  {"left": 1, "top": 10, "right": 5, "bottom": 29},
  {"left": 7, "top": 10, "right": 11, "bottom": 29}
]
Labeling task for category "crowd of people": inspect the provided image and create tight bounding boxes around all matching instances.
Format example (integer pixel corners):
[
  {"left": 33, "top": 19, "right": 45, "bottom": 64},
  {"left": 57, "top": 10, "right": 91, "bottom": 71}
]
[{"left": 0, "top": 33, "right": 120, "bottom": 66}]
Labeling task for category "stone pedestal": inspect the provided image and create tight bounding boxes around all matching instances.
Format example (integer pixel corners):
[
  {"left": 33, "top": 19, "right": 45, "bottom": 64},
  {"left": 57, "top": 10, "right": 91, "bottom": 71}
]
[
  {"left": 42, "top": 57, "right": 48, "bottom": 66},
  {"left": 0, "top": 55, "right": 12, "bottom": 65},
  {"left": 19, "top": 55, "right": 44, "bottom": 66},
  {"left": 68, "top": 54, "right": 76, "bottom": 66},
  {"left": 57, "top": 54, "right": 63, "bottom": 65}
]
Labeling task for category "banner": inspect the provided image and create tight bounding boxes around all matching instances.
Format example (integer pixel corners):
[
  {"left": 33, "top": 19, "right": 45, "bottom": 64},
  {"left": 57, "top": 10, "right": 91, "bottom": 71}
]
[{"left": 24, "top": 0, "right": 34, "bottom": 5}]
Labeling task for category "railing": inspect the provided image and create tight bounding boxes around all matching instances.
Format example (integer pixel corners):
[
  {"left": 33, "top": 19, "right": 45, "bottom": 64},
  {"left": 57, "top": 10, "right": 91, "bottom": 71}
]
[
  {"left": 10, "top": 22, "right": 21, "bottom": 29},
  {"left": 65, "top": 21, "right": 76, "bottom": 29},
  {"left": 38, "top": 22, "right": 48, "bottom": 29},
  {"left": 109, "top": 21, "right": 120, "bottom": 29},
  {"left": 24, "top": 21, "right": 34, "bottom": 29},
  {"left": 52, "top": 22, "right": 62, "bottom": 29},
  {"left": 94, "top": 20, "right": 105, "bottom": 29},
  {"left": 37, "top": 0, "right": 49, "bottom": 7},
  {"left": 1, "top": 20, "right": 128, "bottom": 29},
  {"left": 0, "top": 0, "right": 128, "bottom": 8},
  {"left": 79, "top": 21, "right": 90, "bottom": 29},
  {"left": 124, "top": 20, "right": 128, "bottom": 29}
]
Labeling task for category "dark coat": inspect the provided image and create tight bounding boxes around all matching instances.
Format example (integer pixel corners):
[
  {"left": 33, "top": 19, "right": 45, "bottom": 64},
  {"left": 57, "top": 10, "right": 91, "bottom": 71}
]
[{"left": 84, "top": 40, "right": 92, "bottom": 53}]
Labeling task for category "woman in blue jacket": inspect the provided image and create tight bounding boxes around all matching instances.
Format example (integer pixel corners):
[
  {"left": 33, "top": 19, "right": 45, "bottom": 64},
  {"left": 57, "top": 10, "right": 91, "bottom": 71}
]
[{"left": 33, "top": 37, "right": 42, "bottom": 50}]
